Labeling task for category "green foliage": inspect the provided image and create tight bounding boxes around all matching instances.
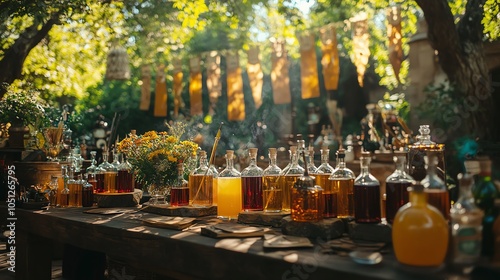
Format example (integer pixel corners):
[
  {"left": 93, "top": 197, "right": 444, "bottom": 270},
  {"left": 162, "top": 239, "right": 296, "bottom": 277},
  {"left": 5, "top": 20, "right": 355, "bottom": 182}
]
[
  {"left": 0, "top": 87, "right": 47, "bottom": 127},
  {"left": 483, "top": 0, "right": 500, "bottom": 41}
]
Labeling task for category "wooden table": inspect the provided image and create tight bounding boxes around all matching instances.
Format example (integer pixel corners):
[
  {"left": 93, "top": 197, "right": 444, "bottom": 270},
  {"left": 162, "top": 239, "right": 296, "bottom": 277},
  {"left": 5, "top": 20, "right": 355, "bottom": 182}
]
[{"left": 6, "top": 206, "right": 498, "bottom": 280}]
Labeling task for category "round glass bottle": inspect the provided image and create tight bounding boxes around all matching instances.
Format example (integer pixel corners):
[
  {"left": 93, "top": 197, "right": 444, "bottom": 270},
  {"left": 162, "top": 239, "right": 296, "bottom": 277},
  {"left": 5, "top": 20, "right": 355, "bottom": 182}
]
[
  {"left": 353, "top": 152, "right": 381, "bottom": 223},
  {"left": 241, "top": 148, "right": 264, "bottom": 211},
  {"left": 279, "top": 146, "right": 304, "bottom": 212},
  {"left": 263, "top": 148, "right": 282, "bottom": 213},
  {"left": 329, "top": 148, "right": 355, "bottom": 218},
  {"left": 217, "top": 150, "right": 242, "bottom": 219},
  {"left": 421, "top": 151, "right": 450, "bottom": 220},
  {"left": 189, "top": 150, "right": 214, "bottom": 207},
  {"left": 171, "top": 162, "right": 189, "bottom": 207},
  {"left": 385, "top": 152, "right": 415, "bottom": 224}
]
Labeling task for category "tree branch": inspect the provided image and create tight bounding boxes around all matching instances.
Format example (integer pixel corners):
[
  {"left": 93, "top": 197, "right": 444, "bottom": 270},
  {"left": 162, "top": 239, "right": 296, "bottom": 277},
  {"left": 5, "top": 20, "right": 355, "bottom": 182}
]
[{"left": 457, "top": 0, "right": 486, "bottom": 43}]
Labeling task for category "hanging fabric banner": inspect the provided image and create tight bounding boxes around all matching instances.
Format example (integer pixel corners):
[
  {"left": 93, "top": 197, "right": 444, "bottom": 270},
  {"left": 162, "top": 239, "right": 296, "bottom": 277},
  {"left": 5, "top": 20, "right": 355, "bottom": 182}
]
[
  {"left": 189, "top": 56, "right": 203, "bottom": 117},
  {"left": 299, "top": 33, "right": 320, "bottom": 99},
  {"left": 351, "top": 14, "right": 370, "bottom": 87},
  {"left": 319, "top": 24, "right": 340, "bottom": 90},
  {"left": 154, "top": 64, "right": 168, "bottom": 117},
  {"left": 387, "top": 6, "right": 403, "bottom": 84},
  {"left": 139, "top": 64, "right": 151, "bottom": 111},
  {"left": 271, "top": 39, "right": 291, "bottom": 104},
  {"left": 206, "top": 51, "right": 221, "bottom": 115},
  {"left": 247, "top": 46, "right": 263, "bottom": 109},
  {"left": 226, "top": 51, "right": 245, "bottom": 121},
  {"left": 173, "top": 58, "right": 183, "bottom": 118}
]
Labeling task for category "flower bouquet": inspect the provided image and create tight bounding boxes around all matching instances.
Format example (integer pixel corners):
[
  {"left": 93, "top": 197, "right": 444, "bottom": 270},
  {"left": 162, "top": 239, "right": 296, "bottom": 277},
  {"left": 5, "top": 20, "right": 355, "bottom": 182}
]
[{"left": 118, "top": 122, "right": 198, "bottom": 203}]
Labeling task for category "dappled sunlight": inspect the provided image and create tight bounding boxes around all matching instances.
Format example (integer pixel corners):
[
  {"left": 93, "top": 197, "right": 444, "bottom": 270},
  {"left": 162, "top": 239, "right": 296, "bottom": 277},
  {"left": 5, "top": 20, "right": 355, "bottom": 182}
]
[
  {"left": 214, "top": 237, "right": 260, "bottom": 253},
  {"left": 283, "top": 253, "right": 299, "bottom": 263},
  {"left": 171, "top": 231, "right": 197, "bottom": 239},
  {"left": 126, "top": 226, "right": 156, "bottom": 235},
  {"left": 92, "top": 219, "right": 112, "bottom": 225}
]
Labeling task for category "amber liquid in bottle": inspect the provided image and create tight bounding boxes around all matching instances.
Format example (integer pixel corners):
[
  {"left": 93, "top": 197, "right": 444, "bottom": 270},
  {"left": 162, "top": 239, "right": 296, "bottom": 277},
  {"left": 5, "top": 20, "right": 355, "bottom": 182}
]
[
  {"left": 104, "top": 172, "right": 117, "bottom": 193},
  {"left": 386, "top": 182, "right": 411, "bottom": 224},
  {"left": 59, "top": 192, "right": 70, "bottom": 207},
  {"left": 291, "top": 188, "right": 323, "bottom": 222},
  {"left": 95, "top": 173, "right": 105, "bottom": 193},
  {"left": 354, "top": 183, "right": 381, "bottom": 223},
  {"left": 323, "top": 192, "right": 338, "bottom": 218},
  {"left": 425, "top": 189, "right": 450, "bottom": 220},
  {"left": 263, "top": 175, "right": 282, "bottom": 212},
  {"left": 117, "top": 170, "right": 134, "bottom": 193},
  {"left": 189, "top": 174, "right": 213, "bottom": 206},
  {"left": 171, "top": 187, "right": 189, "bottom": 206},
  {"left": 333, "top": 179, "right": 354, "bottom": 218},
  {"left": 68, "top": 182, "right": 82, "bottom": 207},
  {"left": 280, "top": 175, "right": 301, "bottom": 212}
]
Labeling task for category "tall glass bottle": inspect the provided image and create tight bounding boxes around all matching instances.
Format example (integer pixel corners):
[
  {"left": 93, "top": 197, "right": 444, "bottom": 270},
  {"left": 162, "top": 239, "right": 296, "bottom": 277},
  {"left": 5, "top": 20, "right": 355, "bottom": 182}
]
[
  {"left": 279, "top": 146, "right": 304, "bottom": 212},
  {"left": 450, "top": 173, "right": 484, "bottom": 266},
  {"left": 210, "top": 163, "right": 219, "bottom": 206},
  {"left": 393, "top": 184, "right": 449, "bottom": 266},
  {"left": 316, "top": 147, "right": 335, "bottom": 217},
  {"left": 86, "top": 151, "right": 99, "bottom": 193},
  {"left": 217, "top": 150, "right": 242, "bottom": 219},
  {"left": 48, "top": 175, "right": 59, "bottom": 208},
  {"left": 59, "top": 166, "right": 70, "bottom": 208},
  {"left": 354, "top": 152, "right": 381, "bottom": 223},
  {"left": 68, "top": 167, "right": 83, "bottom": 207},
  {"left": 263, "top": 148, "right": 282, "bottom": 213},
  {"left": 241, "top": 148, "right": 264, "bottom": 211},
  {"left": 329, "top": 148, "right": 355, "bottom": 218},
  {"left": 421, "top": 151, "right": 450, "bottom": 220},
  {"left": 117, "top": 154, "right": 135, "bottom": 193},
  {"left": 296, "top": 135, "right": 306, "bottom": 168},
  {"left": 98, "top": 150, "right": 117, "bottom": 193},
  {"left": 385, "top": 152, "right": 415, "bottom": 224},
  {"left": 171, "top": 162, "right": 189, "bottom": 206},
  {"left": 291, "top": 151, "right": 324, "bottom": 222},
  {"left": 82, "top": 174, "right": 94, "bottom": 207},
  {"left": 473, "top": 157, "right": 498, "bottom": 257},
  {"left": 306, "top": 147, "right": 320, "bottom": 175},
  {"left": 408, "top": 125, "right": 446, "bottom": 182},
  {"left": 189, "top": 150, "right": 214, "bottom": 207}
]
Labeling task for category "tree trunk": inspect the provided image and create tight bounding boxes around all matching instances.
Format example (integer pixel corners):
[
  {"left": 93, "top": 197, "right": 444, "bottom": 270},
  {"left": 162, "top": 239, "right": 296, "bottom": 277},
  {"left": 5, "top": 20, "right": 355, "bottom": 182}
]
[{"left": 0, "top": 16, "right": 60, "bottom": 98}]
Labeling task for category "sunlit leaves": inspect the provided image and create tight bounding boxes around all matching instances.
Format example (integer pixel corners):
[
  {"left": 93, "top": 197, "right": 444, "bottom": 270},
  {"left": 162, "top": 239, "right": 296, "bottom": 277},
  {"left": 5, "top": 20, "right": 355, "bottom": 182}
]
[{"left": 483, "top": 0, "right": 500, "bottom": 41}]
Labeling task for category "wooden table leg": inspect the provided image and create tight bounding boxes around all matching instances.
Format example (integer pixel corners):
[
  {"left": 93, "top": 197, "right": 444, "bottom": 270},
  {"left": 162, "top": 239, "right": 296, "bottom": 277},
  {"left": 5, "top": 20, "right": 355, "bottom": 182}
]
[{"left": 16, "top": 229, "right": 52, "bottom": 280}]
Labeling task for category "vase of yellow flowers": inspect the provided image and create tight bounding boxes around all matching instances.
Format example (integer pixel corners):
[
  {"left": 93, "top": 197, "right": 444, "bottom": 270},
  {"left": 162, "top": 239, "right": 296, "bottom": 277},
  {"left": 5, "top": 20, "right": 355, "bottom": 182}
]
[{"left": 118, "top": 122, "right": 198, "bottom": 204}]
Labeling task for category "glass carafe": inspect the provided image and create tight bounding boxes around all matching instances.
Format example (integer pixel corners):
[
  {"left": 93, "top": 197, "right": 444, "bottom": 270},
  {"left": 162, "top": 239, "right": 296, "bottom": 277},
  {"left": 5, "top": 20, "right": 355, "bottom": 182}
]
[
  {"left": 393, "top": 184, "right": 449, "bottom": 266},
  {"left": 421, "top": 151, "right": 450, "bottom": 220},
  {"left": 171, "top": 162, "right": 189, "bottom": 206},
  {"left": 329, "top": 148, "right": 355, "bottom": 218},
  {"left": 189, "top": 150, "right": 214, "bottom": 207},
  {"left": 279, "top": 146, "right": 304, "bottom": 212},
  {"left": 450, "top": 173, "right": 484, "bottom": 267},
  {"left": 354, "top": 152, "right": 381, "bottom": 223},
  {"left": 263, "top": 148, "right": 282, "bottom": 213},
  {"left": 98, "top": 150, "right": 117, "bottom": 193},
  {"left": 385, "top": 152, "right": 415, "bottom": 224},
  {"left": 241, "top": 148, "right": 264, "bottom": 211},
  {"left": 408, "top": 125, "right": 445, "bottom": 182},
  {"left": 217, "top": 150, "right": 242, "bottom": 219}
]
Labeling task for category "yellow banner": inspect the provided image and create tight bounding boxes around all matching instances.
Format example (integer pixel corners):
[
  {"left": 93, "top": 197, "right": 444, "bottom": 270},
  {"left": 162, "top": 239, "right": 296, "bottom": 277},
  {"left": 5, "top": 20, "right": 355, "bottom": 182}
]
[
  {"left": 206, "top": 51, "right": 221, "bottom": 115},
  {"left": 299, "top": 33, "right": 320, "bottom": 99},
  {"left": 189, "top": 57, "right": 203, "bottom": 117},
  {"left": 173, "top": 58, "right": 183, "bottom": 118},
  {"left": 154, "top": 64, "right": 168, "bottom": 117},
  {"left": 247, "top": 46, "right": 263, "bottom": 109},
  {"left": 351, "top": 15, "right": 370, "bottom": 87},
  {"left": 139, "top": 64, "right": 151, "bottom": 111},
  {"left": 387, "top": 6, "right": 403, "bottom": 84},
  {"left": 271, "top": 40, "right": 291, "bottom": 104},
  {"left": 320, "top": 25, "right": 340, "bottom": 90},
  {"left": 226, "top": 52, "right": 245, "bottom": 121}
]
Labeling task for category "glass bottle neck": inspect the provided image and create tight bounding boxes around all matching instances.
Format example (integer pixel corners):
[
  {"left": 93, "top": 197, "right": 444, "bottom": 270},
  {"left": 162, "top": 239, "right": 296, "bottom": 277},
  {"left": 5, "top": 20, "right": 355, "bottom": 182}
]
[
  {"left": 320, "top": 150, "right": 329, "bottom": 164},
  {"left": 359, "top": 158, "right": 371, "bottom": 175},
  {"left": 269, "top": 154, "right": 277, "bottom": 167},
  {"left": 409, "top": 191, "right": 427, "bottom": 207},
  {"left": 226, "top": 156, "right": 234, "bottom": 169},
  {"left": 199, "top": 156, "right": 208, "bottom": 167},
  {"left": 102, "top": 153, "right": 109, "bottom": 163},
  {"left": 337, "top": 156, "right": 345, "bottom": 169}
]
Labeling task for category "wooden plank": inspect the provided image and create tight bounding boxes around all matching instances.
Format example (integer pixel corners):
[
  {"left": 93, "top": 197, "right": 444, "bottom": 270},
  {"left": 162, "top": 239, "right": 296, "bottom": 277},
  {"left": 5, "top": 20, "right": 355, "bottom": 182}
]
[
  {"left": 141, "top": 204, "right": 217, "bottom": 217},
  {"left": 16, "top": 229, "right": 52, "bottom": 280},
  {"left": 237, "top": 211, "right": 290, "bottom": 227}
]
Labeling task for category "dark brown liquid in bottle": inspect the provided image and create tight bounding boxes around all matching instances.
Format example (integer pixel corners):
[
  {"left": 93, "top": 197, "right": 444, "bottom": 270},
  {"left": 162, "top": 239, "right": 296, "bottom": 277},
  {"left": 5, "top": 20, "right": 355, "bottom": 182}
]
[
  {"left": 385, "top": 181, "right": 411, "bottom": 223},
  {"left": 353, "top": 183, "right": 381, "bottom": 223}
]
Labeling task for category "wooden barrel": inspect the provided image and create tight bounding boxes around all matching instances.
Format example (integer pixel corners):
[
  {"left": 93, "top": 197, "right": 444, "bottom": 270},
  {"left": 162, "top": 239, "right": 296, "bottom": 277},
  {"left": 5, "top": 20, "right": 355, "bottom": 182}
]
[{"left": 14, "top": 161, "right": 64, "bottom": 187}]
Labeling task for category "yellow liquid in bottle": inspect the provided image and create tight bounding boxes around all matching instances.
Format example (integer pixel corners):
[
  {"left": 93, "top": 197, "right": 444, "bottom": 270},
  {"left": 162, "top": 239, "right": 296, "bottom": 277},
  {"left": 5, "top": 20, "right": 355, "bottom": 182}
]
[
  {"left": 217, "top": 177, "right": 242, "bottom": 219},
  {"left": 334, "top": 178, "right": 354, "bottom": 218},
  {"left": 263, "top": 175, "right": 282, "bottom": 212},
  {"left": 104, "top": 172, "right": 117, "bottom": 193},
  {"left": 68, "top": 182, "right": 82, "bottom": 207},
  {"left": 280, "top": 175, "right": 301, "bottom": 212},
  {"left": 314, "top": 174, "right": 330, "bottom": 190}
]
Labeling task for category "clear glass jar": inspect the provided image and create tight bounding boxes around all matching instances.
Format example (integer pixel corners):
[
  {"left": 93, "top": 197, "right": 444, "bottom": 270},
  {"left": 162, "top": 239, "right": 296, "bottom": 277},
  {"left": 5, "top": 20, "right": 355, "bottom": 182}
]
[
  {"left": 328, "top": 148, "right": 355, "bottom": 218},
  {"left": 241, "top": 148, "right": 264, "bottom": 211},
  {"left": 421, "top": 151, "right": 450, "bottom": 220},
  {"left": 217, "top": 150, "right": 242, "bottom": 219},
  {"left": 171, "top": 162, "right": 189, "bottom": 207},
  {"left": 291, "top": 151, "right": 323, "bottom": 222},
  {"left": 353, "top": 152, "right": 381, "bottom": 223},
  {"left": 189, "top": 150, "right": 214, "bottom": 207},
  {"left": 385, "top": 152, "right": 415, "bottom": 224},
  {"left": 279, "top": 146, "right": 304, "bottom": 212},
  {"left": 263, "top": 148, "right": 282, "bottom": 213}
]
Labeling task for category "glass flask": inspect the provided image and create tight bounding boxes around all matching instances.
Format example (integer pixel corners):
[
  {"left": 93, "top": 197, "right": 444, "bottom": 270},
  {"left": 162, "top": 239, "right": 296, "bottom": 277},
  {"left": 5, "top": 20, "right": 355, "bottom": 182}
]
[
  {"left": 189, "top": 150, "right": 214, "bottom": 207},
  {"left": 421, "top": 151, "right": 450, "bottom": 220},
  {"left": 291, "top": 151, "right": 324, "bottom": 222},
  {"left": 117, "top": 154, "right": 135, "bottom": 193},
  {"left": 98, "top": 150, "right": 117, "bottom": 193},
  {"left": 329, "top": 148, "right": 355, "bottom": 218},
  {"left": 241, "top": 148, "right": 264, "bottom": 211},
  {"left": 59, "top": 165, "right": 70, "bottom": 207},
  {"left": 316, "top": 147, "right": 335, "bottom": 217},
  {"left": 217, "top": 150, "right": 242, "bottom": 219},
  {"left": 450, "top": 173, "right": 484, "bottom": 267},
  {"left": 82, "top": 173, "right": 94, "bottom": 207},
  {"left": 171, "top": 162, "right": 189, "bottom": 207},
  {"left": 408, "top": 125, "right": 445, "bottom": 182},
  {"left": 393, "top": 184, "right": 449, "bottom": 266},
  {"left": 263, "top": 148, "right": 283, "bottom": 213},
  {"left": 279, "top": 146, "right": 304, "bottom": 212},
  {"left": 68, "top": 172, "right": 83, "bottom": 207},
  {"left": 353, "top": 152, "right": 381, "bottom": 223},
  {"left": 385, "top": 152, "right": 415, "bottom": 224},
  {"left": 48, "top": 175, "right": 59, "bottom": 208},
  {"left": 73, "top": 148, "right": 84, "bottom": 173}
]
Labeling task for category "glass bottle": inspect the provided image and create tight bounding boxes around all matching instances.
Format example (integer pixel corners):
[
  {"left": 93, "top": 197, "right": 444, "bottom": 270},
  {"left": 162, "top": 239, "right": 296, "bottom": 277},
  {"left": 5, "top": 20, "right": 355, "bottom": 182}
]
[
  {"left": 217, "top": 150, "right": 242, "bottom": 219},
  {"left": 189, "top": 150, "right": 214, "bottom": 207},
  {"left": 408, "top": 125, "right": 446, "bottom": 182},
  {"left": 353, "top": 152, "right": 381, "bottom": 223},
  {"left": 450, "top": 173, "right": 484, "bottom": 267},
  {"left": 82, "top": 173, "right": 94, "bottom": 207},
  {"left": 316, "top": 146, "right": 335, "bottom": 217},
  {"left": 306, "top": 146, "right": 320, "bottom": 175},
  {"left": 393, "top": 184, "right": 449, "bottom": 266},
  {"left": 241, "top": 148, "right": 264, "bottom": 211},
  {"left": 69, "top": 172, "right": 83, "bottom": 207},
  {"left": 296, "top": 135, "right": 306, "bottom": 168},
  {"left": 59, "top": 165, "right": 70, "bottom": 207},
  {"left": 329, "top": 148, "right": 355, "bottom": 218},
  {"left": 171, "top": 162, "right": 189, "bottom": 207},
  {"left": 210, "top": 163, "right": 219, "bottom": 206},
  {"left": 473, "top": 157, "right": 498, "bottom": 257},
  {"left": 117, "top": 154, "right": 135, "bottom": 193},
  {"left": 73, "top": 148, "right": 84, "bottom": 173},
  {"left": 421, "top": 151, "right": 450, "bottom": 220},
  {"left": 385, "top": 152, "right": 415, "bottom": 224},
  {"left": 98, "top": 150, "right": 117, "bottom": 193},
  {"left": 48, "top": 175, "right": 59, "bottom": 208},
  {"left": 86, "top": 151, "right": 99, "bottom": 193},
  {"left": 263, "top": 148, "right": 283, "bottom": 213},
  {"left": 291, "top": 151, "right": 324, "bottom": 222},
  {"left": 279, "top": 146, "right": 304, "bottom": 212}
]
